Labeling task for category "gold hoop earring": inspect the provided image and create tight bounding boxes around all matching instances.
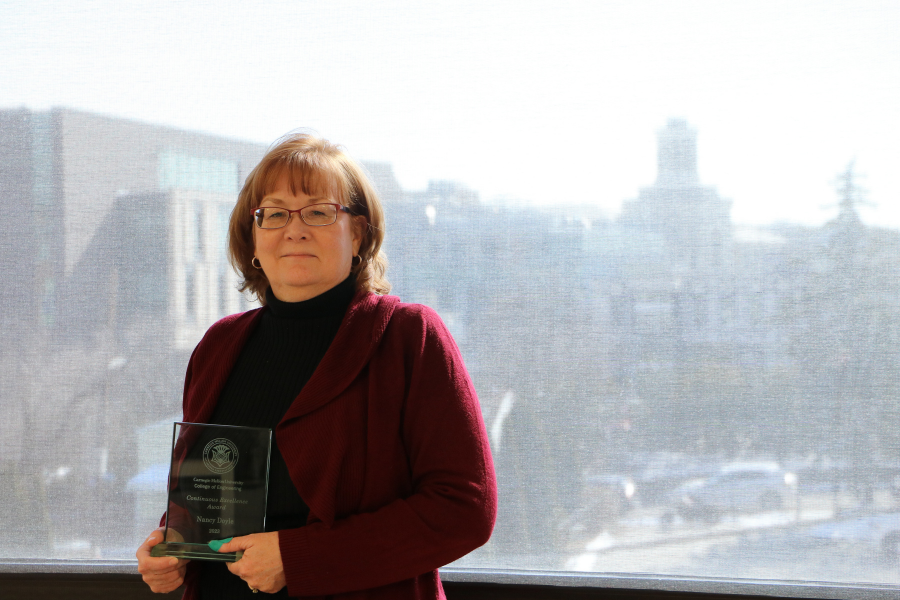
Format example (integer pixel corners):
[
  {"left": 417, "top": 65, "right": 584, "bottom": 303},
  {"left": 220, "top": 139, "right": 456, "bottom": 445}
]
[
  {"left": 251, "top": 257, "right": 262, "bottom": 269},
  {"left": 352, "top": 255, "right": 362, "bottom": 268}
]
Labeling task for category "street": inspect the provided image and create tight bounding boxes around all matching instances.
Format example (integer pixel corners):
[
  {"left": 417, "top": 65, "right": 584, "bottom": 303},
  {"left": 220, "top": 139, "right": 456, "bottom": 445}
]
[{"left": 565, "top": 492, "right": 900, "bottom": 585}]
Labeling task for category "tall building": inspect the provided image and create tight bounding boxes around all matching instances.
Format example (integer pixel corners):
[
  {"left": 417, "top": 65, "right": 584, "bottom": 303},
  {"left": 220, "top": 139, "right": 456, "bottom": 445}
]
[
  {"left": 616, "top": 119, "right": 734, "bottom": 347},
  {"left": 619, "top": 118, "right": 732, "bottom": 274},
  {"left": 0, "top": 107, "right": 267, "bottom": 349}
]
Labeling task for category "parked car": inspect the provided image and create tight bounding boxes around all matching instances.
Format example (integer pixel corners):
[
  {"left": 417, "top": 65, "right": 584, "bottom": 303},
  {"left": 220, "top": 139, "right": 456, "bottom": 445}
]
[
  {"left": 627, "top": 452, "right": 720, "bottom": 506},
  {"left": 668, "top": 461, "right": 797, "bottom": 523},
  {"left": 807, "top": 512, "right": 900, "bottom": 561}
]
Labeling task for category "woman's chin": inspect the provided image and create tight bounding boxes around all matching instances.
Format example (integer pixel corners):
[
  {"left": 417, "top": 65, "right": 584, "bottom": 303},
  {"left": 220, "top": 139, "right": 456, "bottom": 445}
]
[{"left": 270, "top": 278, "right": 341, "bottom": 302}]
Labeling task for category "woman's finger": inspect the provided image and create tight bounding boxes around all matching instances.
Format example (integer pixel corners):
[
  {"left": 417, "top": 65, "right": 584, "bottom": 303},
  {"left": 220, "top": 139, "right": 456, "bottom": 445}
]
[
  {"left": 220, "top": 532, "right": 285, "bottom": 593},
  {"left": 137, "top": 528, "right": 189, "bottom": 592},
  {"left": 216, "top": 534, "right": 253, "bottom": 555},
  {"left": 140, "top": 557, "right": 188, "bottom": 592}
]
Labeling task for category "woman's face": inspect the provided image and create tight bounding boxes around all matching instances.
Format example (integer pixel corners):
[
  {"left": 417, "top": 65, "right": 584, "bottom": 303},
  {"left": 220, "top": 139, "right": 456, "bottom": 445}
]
[{"left": 253, "top": 171, "right": 363, "bottom": 302}]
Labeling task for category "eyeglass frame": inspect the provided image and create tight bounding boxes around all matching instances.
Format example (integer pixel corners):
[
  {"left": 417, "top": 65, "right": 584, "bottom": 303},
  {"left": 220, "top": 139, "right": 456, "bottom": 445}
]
[{"left": 250, "top": 203, "right": 353, "bottom": 229}]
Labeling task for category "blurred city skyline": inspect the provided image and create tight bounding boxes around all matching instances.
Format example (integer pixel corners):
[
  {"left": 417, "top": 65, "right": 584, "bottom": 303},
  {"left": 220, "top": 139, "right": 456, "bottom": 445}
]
[{"left": 1, "top": 102, "right": 898, "bottom": 585}]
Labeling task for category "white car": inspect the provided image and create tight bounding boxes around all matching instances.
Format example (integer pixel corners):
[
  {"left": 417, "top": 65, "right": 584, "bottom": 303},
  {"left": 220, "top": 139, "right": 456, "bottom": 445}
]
[{"left": 671, "top": 462, "right": 796, "bottom": 523}]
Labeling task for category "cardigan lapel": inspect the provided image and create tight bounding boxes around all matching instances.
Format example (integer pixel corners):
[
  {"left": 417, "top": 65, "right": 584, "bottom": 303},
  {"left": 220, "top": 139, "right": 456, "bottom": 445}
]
[
  {"left": 278, "top": 291, "right": 399, "bottom": 425},
  {"left": 275, "top": 292, "right": 399, "bottom": 527}
]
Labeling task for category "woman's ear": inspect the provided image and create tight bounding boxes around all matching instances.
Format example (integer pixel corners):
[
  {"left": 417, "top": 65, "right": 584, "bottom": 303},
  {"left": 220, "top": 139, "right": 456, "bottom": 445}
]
[{"left": 351, "top": 215, "right": 367, "bottom": 255}]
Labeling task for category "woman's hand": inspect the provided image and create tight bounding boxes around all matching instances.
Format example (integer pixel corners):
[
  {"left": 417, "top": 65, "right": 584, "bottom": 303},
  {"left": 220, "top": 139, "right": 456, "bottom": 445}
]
[
  {"left": 219, "top": 532, "right": 286, "bottom": 594},
  {"left": 136, "top": 528, "right": 189, "bottom": 593}
]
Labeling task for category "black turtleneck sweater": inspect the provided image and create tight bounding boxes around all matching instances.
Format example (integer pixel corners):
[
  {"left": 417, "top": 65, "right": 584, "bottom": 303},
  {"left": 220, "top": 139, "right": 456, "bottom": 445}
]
[{"left": 199, "top": 274, "right": 356, "bottom": 600}]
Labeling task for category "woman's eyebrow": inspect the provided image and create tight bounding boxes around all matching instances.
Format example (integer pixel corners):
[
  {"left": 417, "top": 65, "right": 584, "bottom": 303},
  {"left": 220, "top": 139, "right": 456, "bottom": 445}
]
[{"left": 258, "top": 195, "right": 328, "bottom": 206}]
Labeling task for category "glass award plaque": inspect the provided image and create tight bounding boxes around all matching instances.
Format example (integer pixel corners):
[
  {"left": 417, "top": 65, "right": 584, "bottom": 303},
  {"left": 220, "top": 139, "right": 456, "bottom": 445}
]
[{"left": 150, "top": 422, "right": 272, "bottom": 562}]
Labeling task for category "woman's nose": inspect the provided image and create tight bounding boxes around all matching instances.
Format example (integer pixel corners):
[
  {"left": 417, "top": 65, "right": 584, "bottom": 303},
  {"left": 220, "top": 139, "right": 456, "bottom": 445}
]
[{"left": 283, "top": 213, "right": 310, "bottom": 238}]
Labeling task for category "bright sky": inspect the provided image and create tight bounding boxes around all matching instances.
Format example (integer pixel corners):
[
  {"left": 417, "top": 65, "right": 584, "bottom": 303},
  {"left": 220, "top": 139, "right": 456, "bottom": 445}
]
[{"left": 1, "top": 0, "right": 898, "bottom": 227}]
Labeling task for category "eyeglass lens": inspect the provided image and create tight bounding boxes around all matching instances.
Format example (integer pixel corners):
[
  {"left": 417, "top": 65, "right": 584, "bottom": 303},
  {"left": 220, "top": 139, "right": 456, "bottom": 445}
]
[{"left": 254, "top": 205, "right": 338, "bottom": 228}]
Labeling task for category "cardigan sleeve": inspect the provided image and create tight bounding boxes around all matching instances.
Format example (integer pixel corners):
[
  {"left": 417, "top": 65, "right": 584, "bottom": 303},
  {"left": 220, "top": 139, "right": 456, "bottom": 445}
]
[{"left": 277, "top": 305, "right": 498, "bottom": 596}]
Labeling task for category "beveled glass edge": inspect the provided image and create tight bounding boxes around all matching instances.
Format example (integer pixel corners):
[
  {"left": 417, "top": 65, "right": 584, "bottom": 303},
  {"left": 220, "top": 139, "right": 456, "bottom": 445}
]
[
  {"left": 160, "top": 421, "right": 178, "bottom": 543},
  {"left": 1, "top": 561, "right": 898, "bottom": 599},
  {"left": 174, "top": 421, "right": 274, "bottom": 433},
  {"left": 261, "top": 428, "right": 272, "bottom": 532}
]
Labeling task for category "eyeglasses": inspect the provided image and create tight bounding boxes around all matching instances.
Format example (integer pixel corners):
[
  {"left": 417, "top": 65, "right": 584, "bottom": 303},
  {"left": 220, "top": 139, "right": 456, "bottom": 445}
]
[{"left": 251, "top": 203, "right": 352, "bottom": 229}]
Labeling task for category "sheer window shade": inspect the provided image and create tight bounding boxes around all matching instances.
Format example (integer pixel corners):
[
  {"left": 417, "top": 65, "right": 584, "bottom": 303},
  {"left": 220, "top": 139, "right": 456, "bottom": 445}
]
[{"left": 0, "top": 2, "right": 898, "bottom": 598}]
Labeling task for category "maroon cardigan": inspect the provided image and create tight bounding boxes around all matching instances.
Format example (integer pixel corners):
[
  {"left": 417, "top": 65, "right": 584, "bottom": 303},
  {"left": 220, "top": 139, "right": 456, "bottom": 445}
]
[{"left": 175, "top": 291, "right": 497, "bottom": 599}]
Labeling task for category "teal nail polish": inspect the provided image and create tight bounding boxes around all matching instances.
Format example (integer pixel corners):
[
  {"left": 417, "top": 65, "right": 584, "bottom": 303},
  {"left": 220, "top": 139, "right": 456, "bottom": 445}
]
[{"left": 208, "top": 537, "right": 233, "bottom": 551}]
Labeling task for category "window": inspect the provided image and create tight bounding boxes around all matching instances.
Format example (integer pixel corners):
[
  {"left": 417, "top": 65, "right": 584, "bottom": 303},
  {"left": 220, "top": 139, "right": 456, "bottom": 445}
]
[{"left": 1, "top": 2, "right": 898, "bottom": 598}]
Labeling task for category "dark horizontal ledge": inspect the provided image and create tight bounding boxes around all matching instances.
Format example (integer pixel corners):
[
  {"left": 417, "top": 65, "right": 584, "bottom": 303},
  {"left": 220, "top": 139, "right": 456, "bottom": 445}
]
[{"left": 0, "top": 563, "right": 897, "bottom": 600}]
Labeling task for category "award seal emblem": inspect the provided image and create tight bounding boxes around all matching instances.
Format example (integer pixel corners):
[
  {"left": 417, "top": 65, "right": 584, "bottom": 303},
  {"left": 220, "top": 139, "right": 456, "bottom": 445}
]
[{"left": 202, "top": 438, "right": 239, "bottom": 474}]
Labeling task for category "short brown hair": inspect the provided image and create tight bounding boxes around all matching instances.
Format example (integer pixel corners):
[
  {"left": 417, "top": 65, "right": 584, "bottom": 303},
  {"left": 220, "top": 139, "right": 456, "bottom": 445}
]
[{"left": 228, "top": 132, "right": 389, "bottom": 304}]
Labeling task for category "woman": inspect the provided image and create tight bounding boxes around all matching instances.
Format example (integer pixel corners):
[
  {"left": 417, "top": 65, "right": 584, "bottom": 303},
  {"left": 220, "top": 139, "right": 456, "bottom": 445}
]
[{"left": 137, "top": 133, "right": 497, "bottom": 599}]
